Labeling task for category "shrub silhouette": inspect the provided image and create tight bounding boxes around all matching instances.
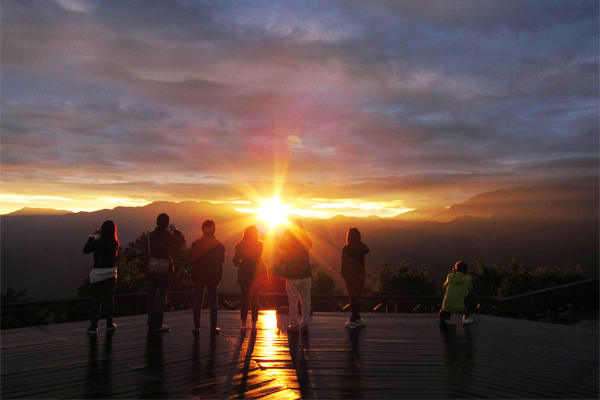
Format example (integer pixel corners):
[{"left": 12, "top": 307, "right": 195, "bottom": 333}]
[{"left": 372, "top": 261, "right": 438, "bottom": 296}]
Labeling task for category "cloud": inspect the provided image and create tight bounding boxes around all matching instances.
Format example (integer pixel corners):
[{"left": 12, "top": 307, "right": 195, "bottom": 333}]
[{"left": 1, "top": 0, "right": 597, "bottom": 215}]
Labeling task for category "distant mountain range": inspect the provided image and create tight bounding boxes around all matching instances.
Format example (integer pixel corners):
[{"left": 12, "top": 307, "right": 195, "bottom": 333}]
[
  {"left": 1, "top": 185, "right": 598, "bottom": 301},
  {"left": 425, "top": 185, "right": 599, "bottom": 223},
  {"left": 7, "top": 207, "right": 74, "bottom": 216}
]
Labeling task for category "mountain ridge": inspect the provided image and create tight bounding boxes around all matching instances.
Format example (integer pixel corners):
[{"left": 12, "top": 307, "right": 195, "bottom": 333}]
[{"left": 2, "top": 184, "right": 598, "bottom": 300}]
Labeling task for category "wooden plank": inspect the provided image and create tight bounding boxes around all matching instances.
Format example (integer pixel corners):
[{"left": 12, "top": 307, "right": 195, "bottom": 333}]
[{"left": 1, "top": 310, "right": 598, "bottom": 399}]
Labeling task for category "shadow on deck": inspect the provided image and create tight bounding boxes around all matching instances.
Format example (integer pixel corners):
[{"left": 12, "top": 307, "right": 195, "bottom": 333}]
[{"left": 1, "top": 310, "right": 598, "bottom": 399}]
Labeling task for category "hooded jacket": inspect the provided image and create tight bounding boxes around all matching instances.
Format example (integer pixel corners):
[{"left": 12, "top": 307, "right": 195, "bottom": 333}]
[
  {"left": 190, "top": 234, "right": 226, "bottom": 286},
  {"left": 442, "top": 272, "right": 473, "bottom": 313}
]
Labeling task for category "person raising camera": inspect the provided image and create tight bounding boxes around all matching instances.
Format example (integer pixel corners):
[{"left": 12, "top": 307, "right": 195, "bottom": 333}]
[{"left": 83, "top": 220, "right": 120, "bottom": 335}]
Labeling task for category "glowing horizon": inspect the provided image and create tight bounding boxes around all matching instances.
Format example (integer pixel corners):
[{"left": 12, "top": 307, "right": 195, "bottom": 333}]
[{"left": 0, "top": 193, "right": 416, "bottom": 219}]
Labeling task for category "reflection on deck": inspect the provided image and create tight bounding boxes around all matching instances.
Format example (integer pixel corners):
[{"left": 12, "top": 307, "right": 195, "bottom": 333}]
[{"left": 1, "top": 310, "right": 598, "bottom": 399}]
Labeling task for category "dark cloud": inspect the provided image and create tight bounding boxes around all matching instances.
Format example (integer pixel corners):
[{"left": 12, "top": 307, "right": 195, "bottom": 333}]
[{"left": 1, "top": 0, "right": 597, "bottom": 213}]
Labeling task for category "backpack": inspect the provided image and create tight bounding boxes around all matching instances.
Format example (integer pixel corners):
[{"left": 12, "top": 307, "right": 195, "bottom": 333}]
[{"left": 147, "top": 234, "right": 170, "bottom": 274}]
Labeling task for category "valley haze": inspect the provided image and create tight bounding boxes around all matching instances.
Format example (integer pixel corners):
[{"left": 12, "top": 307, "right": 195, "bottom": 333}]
[{"left": 2, "top": 185, "right": 598, "bottom": 301}]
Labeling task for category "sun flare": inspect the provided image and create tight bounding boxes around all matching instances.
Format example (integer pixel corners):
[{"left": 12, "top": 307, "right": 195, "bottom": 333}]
[{"left": 258, "top": 197, "right": 292, "bottom": 229}]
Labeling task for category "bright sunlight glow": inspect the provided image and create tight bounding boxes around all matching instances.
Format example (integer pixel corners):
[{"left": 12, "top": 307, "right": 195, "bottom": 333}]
[{"left": 258, "top": 197, "right": 292, "bottom": 229}]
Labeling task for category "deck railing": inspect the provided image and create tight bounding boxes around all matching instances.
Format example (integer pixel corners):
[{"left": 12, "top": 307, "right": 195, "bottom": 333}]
[
  {"left": 475, "top": 278, "right": 599, "bottom": 320},
  {"left": 2, "top": 279, "right": 597, "bottom": 329}
]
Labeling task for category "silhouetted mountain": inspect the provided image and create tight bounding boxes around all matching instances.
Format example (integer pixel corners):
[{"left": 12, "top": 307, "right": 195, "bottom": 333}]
[
  {"left": 7, "top": 207, "right": 74, "bottom": 216},
  {"left": 391, "top": 207, "right": 447, "bottom": 221},
  {"left": 367, "top": 215, "right": 598, "bottom": 286},
  {"left": 1, "top": 201, "right": 255, "bottom": 301},
  {"left": 2, "top": 184, "right": 598, "bottom": 301},
  {"left": 427, "top": 185, "right": 598, "bottom": 222}
]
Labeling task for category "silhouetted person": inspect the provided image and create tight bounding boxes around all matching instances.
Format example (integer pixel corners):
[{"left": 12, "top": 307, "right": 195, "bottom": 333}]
[
  {"left": 279, "top": 219, "right": 312, "bottom": 332},
  {"left": 83, "top": 220, "right": 119, "bottom": 335},
  {"left": 341, "top": 227, "right": 369, "bottom": 328},
  {"left": 440, "top": 261, "right": 474, "bottom": 325},
  {"left": 232, "top": 225, "right": 267, "bottom": 333},
  {"left": 190, "top": 220, "right": 226, "bottom": 336},
  {"left": 146, "top": 213, "right": 186, "bottom": 333}
]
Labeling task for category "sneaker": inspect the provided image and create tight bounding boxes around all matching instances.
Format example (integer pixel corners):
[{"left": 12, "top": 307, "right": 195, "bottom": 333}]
[
  {"left": 86, "top": 326, "right": 98, "bottom": 335},
  {"left": 154, "top": 325, "right": 171, "bottom": 333},
  {"left": 106, "top": 323, "right": 117, "bottom": 331},
  {"left": 288, "top": 325, "right": 299, "bottom": 332},
  {"left": 354, "top": 318, "right": 366, "bottom": 326},
  {"left": 345, "top": 321, "right": 357, "bottom": 329},
  {"left": 462, "top": 316, "right": 474, "bottom": 325}
]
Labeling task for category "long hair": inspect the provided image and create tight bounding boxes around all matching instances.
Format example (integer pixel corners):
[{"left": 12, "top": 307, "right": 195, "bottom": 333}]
[
  {"left": 346, "top": 227, "right": 361, "bottom": 246},
  {"left": 241, "top": 225, "right": 259, "bottom": 243},
  {"left": 100, "top": 220, "right": 119, "bottom": 256}
]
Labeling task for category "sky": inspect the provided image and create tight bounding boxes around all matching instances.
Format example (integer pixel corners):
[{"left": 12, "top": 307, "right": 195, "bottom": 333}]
[{"left": 1, "top": 0, "right": 598, "bottom": 217}]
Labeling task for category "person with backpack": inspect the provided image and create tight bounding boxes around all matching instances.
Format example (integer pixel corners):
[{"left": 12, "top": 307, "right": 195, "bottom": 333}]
[
  {"left": 190, "top": 220, "right": 226, "bottom": 336},
  {"left": 83, "top": 220, "right": 120, "bottom": 335},
  {"left": 146, "top": 213, "right": 186, "bottom": 333}
]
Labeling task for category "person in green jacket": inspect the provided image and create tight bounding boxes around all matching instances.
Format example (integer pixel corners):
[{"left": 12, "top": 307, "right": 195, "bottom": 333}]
[{"left": 440, "top": 261, "right": 474, "bottom": 325}]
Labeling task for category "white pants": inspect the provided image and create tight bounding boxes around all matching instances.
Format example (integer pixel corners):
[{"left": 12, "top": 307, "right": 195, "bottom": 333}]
[{"left": 286, "top": 277, "right": 311, "bottom": 328}]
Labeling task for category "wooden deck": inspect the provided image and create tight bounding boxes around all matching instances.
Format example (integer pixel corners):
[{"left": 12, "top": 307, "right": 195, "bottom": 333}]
[{"left": 1, "top": 310, "right": 598, "bottom": 399}]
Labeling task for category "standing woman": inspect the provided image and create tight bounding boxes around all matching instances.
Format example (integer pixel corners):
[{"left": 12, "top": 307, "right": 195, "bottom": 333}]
[
  {"left": 232, "top": 225, "right": 268, "bottom": 333},
  {"left": 341, "top": 227, "right": 369, "bottom": 328},
  {"left": 83, "top": 220, "right": 120, "bottom": 335}
]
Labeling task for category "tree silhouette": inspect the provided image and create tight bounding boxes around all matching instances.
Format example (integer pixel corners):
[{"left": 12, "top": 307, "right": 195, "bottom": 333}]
[
  {"left": 1, "top": 287, "right": 32, "bottom": 303},
  {"left": 471, "top": 259, "right": 589, "bottom": 298},
  {"left": 311, "top": 264, "right": 343, "bottom": 294},
  {"left": 372, "top": 262, "right": 438, "bottom": 296}
]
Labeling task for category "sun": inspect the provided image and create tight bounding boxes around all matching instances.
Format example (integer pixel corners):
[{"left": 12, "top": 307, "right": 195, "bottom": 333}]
[{"left": 258, "top": 197, "right": 292, "bottom": 229}]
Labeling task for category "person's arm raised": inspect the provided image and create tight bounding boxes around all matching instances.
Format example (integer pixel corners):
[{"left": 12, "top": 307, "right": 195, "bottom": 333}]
[
  {"left": 168, "top": 229, "right": 186, "bottom": 253},
  {"left": 83, "top": 235, "right": 95, "bottom": 254}
]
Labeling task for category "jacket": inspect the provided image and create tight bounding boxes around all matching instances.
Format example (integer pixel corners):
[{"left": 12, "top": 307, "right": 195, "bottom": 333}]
[
  {"left": 147, "top": 226, "right": 186, "bottom": 278},
  {"left": 442, "top": 272, "right": 473, "bottom": 313},
  {"left": 190, "top": 235, "right": 226, "bottom": 286},
  {"left": 232, "top": 240, "right": 267, "bottom": 287},
  {"left": 83, "top": 238, "right": 119, "bottom": 269},
  {"left": 279, "top": 229, "right": 312, "bottom": 279},
  {"left": 341, "top": 242, "right": 370, "bottom": 280}
]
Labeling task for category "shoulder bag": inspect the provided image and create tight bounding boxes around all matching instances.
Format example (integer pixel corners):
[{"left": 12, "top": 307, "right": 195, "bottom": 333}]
[{"left": 147, "top": 235, "right": 170, "bottom": 274}]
